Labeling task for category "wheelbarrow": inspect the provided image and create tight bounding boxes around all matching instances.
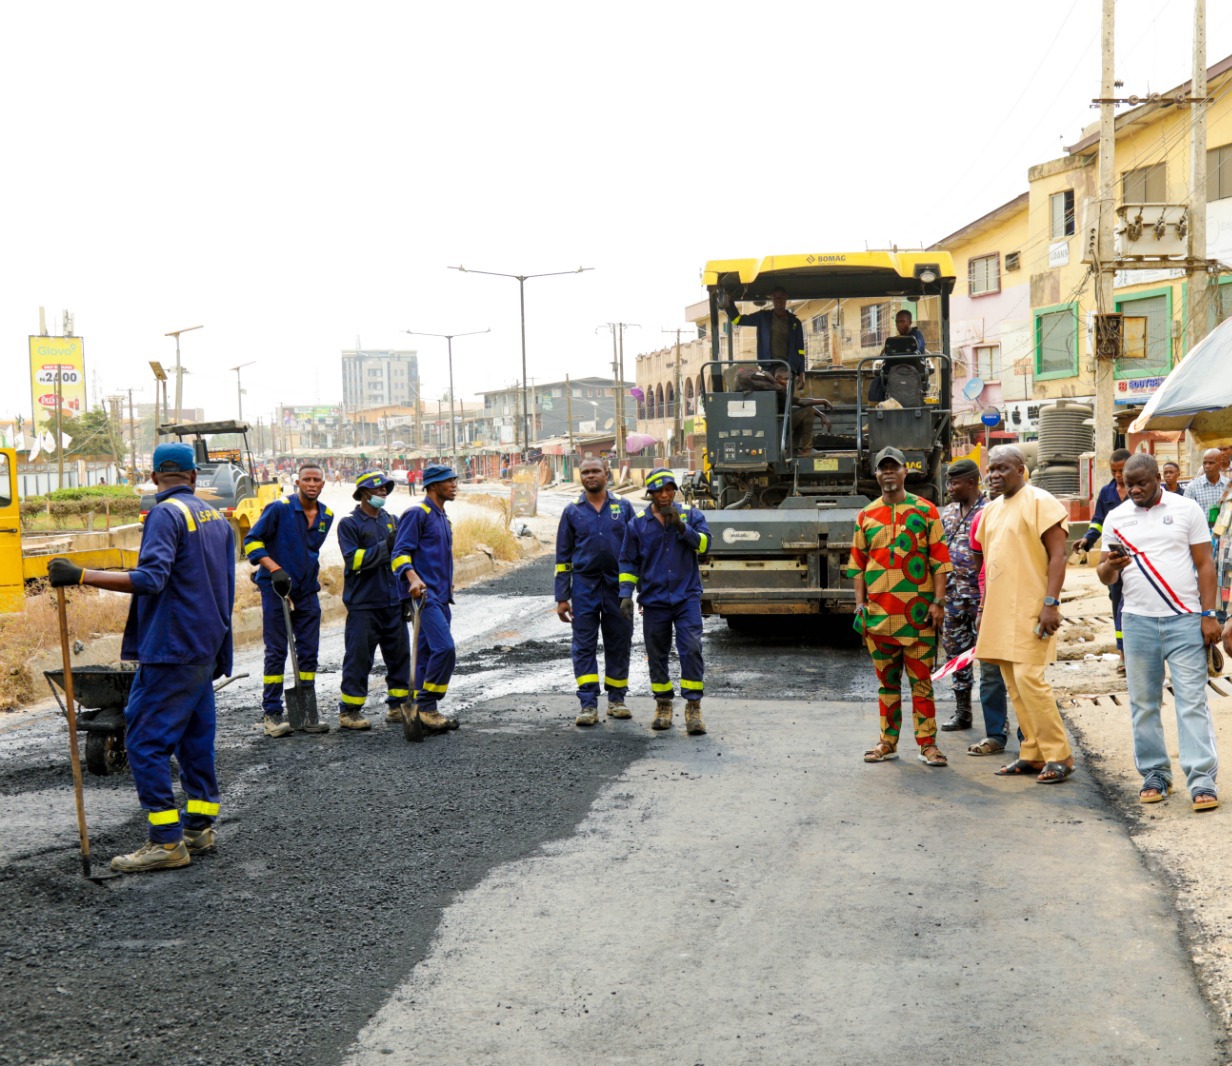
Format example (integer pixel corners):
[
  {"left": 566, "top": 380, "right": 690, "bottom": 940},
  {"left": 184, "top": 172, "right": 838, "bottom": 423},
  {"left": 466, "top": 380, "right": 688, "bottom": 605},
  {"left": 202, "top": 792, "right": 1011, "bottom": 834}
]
[
  {"left": 44, "top": 664, "right": 137, "bottom": 776},
  {"left": 42, "top": 665, "right": 251, "bottom": 777}
]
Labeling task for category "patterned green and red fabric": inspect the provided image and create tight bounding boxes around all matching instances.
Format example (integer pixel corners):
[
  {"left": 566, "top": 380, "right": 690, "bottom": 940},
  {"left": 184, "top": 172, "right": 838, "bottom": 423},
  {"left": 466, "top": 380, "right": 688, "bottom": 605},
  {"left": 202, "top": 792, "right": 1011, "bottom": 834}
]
[
  {"left": 865, "top": 634, "right": 938, "bottom": 746},
  {"left": 846, "top": 493, "right": 951, "bottom": 640}
]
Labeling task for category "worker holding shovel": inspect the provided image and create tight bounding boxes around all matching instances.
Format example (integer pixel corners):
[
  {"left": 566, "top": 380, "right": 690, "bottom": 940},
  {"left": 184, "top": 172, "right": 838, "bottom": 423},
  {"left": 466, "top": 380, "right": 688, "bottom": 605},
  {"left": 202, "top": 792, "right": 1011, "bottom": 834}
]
[{"left": 48, "top": 442, "right": 235, "bottom": 874}]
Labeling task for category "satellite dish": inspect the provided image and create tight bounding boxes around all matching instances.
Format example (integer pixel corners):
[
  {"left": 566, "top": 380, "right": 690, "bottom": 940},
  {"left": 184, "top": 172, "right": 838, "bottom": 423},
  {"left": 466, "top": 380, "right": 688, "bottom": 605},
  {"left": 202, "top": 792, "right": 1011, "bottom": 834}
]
[{"left": 962, "top": 377, "right": 985, "bottom": 400}]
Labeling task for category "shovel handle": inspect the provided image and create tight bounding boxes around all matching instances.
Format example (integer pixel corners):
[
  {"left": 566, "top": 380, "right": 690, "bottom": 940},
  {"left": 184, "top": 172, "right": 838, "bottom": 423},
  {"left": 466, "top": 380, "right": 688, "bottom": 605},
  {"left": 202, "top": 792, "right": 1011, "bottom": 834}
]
[{"left": 56, "top": 587, "right": 93, "bottom": 879}]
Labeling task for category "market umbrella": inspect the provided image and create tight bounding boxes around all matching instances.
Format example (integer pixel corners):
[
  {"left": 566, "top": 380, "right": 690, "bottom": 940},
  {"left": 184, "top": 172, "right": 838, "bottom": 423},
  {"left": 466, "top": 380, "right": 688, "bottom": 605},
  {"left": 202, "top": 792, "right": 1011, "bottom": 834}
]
[
  {"left": 1129, "top": 317, "right": 1232, "bottom": 440},
  {"left": 624, "top": 433, "right": 659, "bottom": 454}
]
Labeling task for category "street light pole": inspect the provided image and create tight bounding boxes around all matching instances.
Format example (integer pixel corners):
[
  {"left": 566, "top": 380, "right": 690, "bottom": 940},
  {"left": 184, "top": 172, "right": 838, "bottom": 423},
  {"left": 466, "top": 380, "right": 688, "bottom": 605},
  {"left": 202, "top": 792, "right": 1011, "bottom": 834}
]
[
  {"left": 228, "top": 360, "right": 256, "bottom": 422},
  {"left": 404, "top": 328, "right": 489, "bottom": 474},
  {"left": 164, "top": 324, "right": 203, "bottom": 423},
  {"left": 448, "top": 264, "right": 593, "bottom": 459}
]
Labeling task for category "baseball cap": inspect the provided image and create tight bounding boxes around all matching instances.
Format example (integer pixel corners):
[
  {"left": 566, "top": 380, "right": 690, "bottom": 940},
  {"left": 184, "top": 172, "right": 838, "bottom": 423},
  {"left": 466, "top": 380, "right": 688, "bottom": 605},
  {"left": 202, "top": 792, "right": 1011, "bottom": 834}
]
[
  {"left": 644, "top": 467, "right": 678, "bottom": 493},
  {"left": 874, "top": 446, "right": 906, "bottom": 469},
  {"left": 151, "top": 442, "right": 196, "bottom": 473}
]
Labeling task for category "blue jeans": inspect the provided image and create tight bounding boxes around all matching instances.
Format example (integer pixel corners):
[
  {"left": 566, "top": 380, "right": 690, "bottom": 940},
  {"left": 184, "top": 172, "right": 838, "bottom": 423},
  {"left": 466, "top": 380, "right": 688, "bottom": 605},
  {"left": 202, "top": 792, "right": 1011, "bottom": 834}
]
[
  {"left": 1122, "top": 612, "right": 1218, "bottom": 798},
  {"left": 978, "top": 659, "right": 1009, "bottom": 744}
]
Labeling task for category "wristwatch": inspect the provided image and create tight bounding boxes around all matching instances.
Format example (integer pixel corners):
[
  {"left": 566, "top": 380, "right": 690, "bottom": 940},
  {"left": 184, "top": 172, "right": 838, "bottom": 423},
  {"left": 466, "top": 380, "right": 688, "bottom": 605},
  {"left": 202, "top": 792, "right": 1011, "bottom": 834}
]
[
  {"left": 1201, "top": 610, "right": 1218, "bottom": 617},
  {"left": 1043, "top": 596, "right": 1061, "bottom": 607}
]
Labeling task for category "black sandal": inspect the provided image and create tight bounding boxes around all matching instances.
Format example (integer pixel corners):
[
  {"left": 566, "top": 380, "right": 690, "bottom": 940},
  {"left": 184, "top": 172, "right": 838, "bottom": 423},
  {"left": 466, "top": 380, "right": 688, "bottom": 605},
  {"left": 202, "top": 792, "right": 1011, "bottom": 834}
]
[
  {"left": 1037, "top": 762, "right": 1075, "bottom": 784},
  {"left": 994, "top": 759, "right": 1045, "bottom": 777}
]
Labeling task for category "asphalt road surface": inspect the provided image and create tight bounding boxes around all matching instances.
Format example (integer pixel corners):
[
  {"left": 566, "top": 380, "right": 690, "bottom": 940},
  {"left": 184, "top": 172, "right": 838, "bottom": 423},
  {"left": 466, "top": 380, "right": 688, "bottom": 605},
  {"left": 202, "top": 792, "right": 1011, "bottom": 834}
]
[{"left": 0, "top": 554, "right": 1223, "bottom": 1065}]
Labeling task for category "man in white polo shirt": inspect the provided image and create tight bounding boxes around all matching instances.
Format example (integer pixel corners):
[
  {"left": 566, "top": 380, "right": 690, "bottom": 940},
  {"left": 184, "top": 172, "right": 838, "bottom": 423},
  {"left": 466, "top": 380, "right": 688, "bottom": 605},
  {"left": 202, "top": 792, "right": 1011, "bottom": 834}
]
[{"left": 1098, "top": 454, "right": 1222, "bottom": 812}]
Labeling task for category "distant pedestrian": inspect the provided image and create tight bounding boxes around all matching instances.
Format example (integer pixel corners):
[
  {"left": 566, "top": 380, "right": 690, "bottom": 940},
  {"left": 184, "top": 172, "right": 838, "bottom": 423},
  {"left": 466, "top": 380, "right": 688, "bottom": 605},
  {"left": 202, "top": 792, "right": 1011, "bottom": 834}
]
[
  {"left": 1185, "top": 449, "right": 1229, "bottom": 527},
  {"left": 974, "top": 446, "right": 1074, "bottom": 784},
  {"left": 48, "top": 442, "right": 234, "bottom": 873},
  {"left": 848, "top": 447, "right": 951, "bottom": 768},
  {"left": 1163, "top": 461, "right": 1183, "bottom": 495},
  {"left": 1099, "top": 454, "right": 1220, "bottom": 811},
  {"left": 938, "top": 458, "right": 986, "bottom": 734},
  {"left": 618, "top": 468, "right": 711, "bottom": 734},
  {"left": 1073, "top": 448, "right": 1131, "bottom": 671},
  {"left": 336, "top": 471, "right": 410, "bottom": 730},
  {"left": 392, "top": 465, "right": 461, "bottom": 735},
  {"left": 556, "top": 457, "right": 636, "bottom": 727}
]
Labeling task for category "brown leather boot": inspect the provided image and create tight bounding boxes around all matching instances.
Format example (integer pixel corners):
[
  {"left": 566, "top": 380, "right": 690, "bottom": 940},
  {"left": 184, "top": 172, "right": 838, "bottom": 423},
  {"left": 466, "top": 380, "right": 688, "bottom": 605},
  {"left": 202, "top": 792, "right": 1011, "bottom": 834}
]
[
  {"left": 684, "top": 701, "right": 706, "bottom": 736},
  {"left": 651, "top": 701, "right": 674, "bottom": 731}
]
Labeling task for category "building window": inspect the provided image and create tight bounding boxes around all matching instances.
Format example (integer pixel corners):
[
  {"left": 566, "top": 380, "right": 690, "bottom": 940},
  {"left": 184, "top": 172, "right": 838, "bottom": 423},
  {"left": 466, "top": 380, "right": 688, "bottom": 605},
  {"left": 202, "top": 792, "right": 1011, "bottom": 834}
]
[
  {"left": 1034, "top": 303, "right": 1079, "bottom": 379},
  {"left": 972, "top": 344, "right": 1002, "bottom": 381},
  {"left": 969, "top": 254, "right": 1000, "bottom": 297},
  {"left": 1050, "top": 190, "right": 1075, "bottom": 238},
  {"left": 859, "top": 303, "right": 890, "bottom": 347},
  {"left": 1115, "top": 291, "right": 1172, "bottom": 378},
  {"left": 810, "top": 313, "right": 829, "bottom": 334},
  {"left": 1209, "top": 144, "right": 1232, "bottom": 202},
  {"left": 1122, "top": 163, "right": 1166, "bottom": 203},
  {"left": 698, "top": 323, "right": 708, "bottom": 340},
  {"left": 1005, "top": 251, "right": 1021, "bottom": 271}
]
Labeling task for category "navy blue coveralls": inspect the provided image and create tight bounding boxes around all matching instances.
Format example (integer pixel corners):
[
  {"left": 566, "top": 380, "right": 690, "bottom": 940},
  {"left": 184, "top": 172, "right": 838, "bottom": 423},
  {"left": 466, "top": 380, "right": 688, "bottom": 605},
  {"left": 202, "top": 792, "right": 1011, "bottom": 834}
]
[
  {"left": 555, "top": 491, "right": 636, "bottom": 709},
  {"left": 619, "top": 504, "right": 711, "bottom": 702},
  {"left": 392, "top": 499, "right": 456, "bottom": 711},
  {"left": 121, "top": 485, "right": 235, "bottom": 844},
  {"left": 337, "top": 505, "right": 410, "bottom": 713},
  {"left": 243, "top": 495, "right": 335, "bottom": 716},
  {"left": 728, "top": 307, "right": 807, "bottom": 377}
]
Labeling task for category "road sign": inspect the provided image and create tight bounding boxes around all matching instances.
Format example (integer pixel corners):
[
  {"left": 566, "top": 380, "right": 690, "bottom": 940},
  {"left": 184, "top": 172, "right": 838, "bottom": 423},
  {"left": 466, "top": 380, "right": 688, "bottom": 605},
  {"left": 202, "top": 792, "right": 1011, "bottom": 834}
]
[{"left": 980, "top": 407, "right": 1002, "bottom": 428}]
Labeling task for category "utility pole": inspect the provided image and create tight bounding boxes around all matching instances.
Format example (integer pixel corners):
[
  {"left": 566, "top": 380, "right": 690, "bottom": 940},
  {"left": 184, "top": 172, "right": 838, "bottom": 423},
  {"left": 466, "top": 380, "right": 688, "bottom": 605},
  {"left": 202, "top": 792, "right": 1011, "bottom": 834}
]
[
  {"left": 229, "top": 361, "right": 256, "bottom": 423},
  {"left": 1187, "top": 0, "right": 1209, "bottom": 356},
  {"left": 565, "top": 373, "right": 575, "bottom": 474},
  {"left": 127, "top": 389, "right": 137, "bottom": 477},
  {"left": 165, "top": 324, "right": 203, "bottom": 423},
  {"left": 1094, "top": 0, "right": 1117, "bottom": 481},
  {"left": 599, "top": 323, "right": 637, "bottom": 466},
  {"left": 662, "top": 327, "right": 693, "bottom": 461}
]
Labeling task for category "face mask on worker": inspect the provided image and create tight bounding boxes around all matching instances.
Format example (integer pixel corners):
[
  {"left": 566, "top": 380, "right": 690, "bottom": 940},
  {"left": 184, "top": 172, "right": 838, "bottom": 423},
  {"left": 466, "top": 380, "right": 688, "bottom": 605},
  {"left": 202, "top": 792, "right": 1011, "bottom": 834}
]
[{"left": 367, "top": 494, "right": 387, "bottom": 510}]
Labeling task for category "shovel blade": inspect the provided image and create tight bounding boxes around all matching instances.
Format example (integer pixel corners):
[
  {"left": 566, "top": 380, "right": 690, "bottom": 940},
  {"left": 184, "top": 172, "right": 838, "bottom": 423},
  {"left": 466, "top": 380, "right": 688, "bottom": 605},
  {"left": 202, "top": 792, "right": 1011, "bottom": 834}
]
[{"left": 284, "top": 685, "right": 306, "bottom": 732}]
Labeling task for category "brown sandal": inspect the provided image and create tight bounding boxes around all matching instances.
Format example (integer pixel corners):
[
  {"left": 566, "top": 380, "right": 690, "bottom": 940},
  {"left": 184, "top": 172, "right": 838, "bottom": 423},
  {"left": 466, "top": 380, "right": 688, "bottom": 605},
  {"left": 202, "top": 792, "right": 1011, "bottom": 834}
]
[
  {"left": 863, "top": 741, "right": 898, "bottom": 763},
  {"left": 918, "top": 744, "right": 948, "bottom": 767},
  {"left": 967, "top": 738, "right": 1006, "bottom": 756}
]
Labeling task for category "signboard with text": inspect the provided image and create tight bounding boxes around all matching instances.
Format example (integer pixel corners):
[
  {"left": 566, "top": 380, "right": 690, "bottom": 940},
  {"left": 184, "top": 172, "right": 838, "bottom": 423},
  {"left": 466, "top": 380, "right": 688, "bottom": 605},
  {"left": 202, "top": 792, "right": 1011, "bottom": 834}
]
[{"left": 29, "top": 336, "right": 87, "bottom": 431}]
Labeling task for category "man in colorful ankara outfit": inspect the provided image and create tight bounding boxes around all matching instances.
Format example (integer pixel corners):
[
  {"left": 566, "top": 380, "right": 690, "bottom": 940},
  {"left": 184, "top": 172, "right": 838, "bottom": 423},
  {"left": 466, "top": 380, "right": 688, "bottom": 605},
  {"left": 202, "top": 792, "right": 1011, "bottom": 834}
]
[{"left": 848, "top": 446, "right": 951, "bottom": 768}]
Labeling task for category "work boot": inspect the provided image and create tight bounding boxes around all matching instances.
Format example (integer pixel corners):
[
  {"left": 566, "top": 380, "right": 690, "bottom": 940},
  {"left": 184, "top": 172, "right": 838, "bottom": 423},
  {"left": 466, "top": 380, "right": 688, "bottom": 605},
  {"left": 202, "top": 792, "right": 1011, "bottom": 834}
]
[
  {"left": 684, "top": 701, "right": 706, "bottom": 736},
  {"left": 110, "top": 839, "right": 191, "bottom": 874},
  {"left": 651, "top": 700, "right": 674, "bottom": 731},
  {"left": 263, "top": 715, "right": 292, "bottom": 738},
  {"left": 940, "top": 690, "right": 973, "bottom": 731},
  {"left": 606, "top": 701, "right": 632, "bottom": 720},
  {"left": 299, "top": 688, "right": 330, "bottom": 733},
  {"left": 182, "top": 827, "right": 216, "bottom": 853},
  {"left": 339, "top": 710, "right": 371, "bottom": 730},
  {"left": 386, "top": 703, "right": 406, "bottom": 724},
  {"left": 418, "top": 706, "right": 455, "bottom": 733},
  {"left": 575, "top": 707, "right": 599, "bottom": 727}
]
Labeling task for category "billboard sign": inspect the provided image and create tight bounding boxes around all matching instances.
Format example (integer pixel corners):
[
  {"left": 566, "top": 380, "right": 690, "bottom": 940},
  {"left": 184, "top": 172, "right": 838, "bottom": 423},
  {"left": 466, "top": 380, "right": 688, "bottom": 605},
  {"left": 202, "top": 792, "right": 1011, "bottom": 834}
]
[{"left": 29, "top": 336, "right": 86, "bottom": 430}]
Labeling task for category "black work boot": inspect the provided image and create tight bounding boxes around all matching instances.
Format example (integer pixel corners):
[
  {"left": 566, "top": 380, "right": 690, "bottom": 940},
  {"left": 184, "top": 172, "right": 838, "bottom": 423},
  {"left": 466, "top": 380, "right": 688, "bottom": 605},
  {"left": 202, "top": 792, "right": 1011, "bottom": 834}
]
[{"left": 940, "top": 690, "right": 973, "bottom": 731}]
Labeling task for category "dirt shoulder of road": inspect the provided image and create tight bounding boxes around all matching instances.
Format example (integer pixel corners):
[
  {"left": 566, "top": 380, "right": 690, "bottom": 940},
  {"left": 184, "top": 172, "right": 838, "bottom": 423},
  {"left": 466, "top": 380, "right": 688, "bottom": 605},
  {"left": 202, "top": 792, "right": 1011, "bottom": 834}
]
[{"left": 1045, "top": 561, "right": 1232, "bottom": 1033}]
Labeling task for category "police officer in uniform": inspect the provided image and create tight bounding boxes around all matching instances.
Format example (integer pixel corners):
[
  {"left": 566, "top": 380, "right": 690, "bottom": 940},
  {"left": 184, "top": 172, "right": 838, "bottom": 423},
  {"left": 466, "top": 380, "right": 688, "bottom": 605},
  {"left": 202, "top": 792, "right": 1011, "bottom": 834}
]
[
  {"left": 244, "top": 462, "right": 335, "bottom": 736},
  {"left": 49, "top": 442, "right": 235, "bottom": 873},
  {"left": 392, "top": 464, "right": 461, "bottom": 735},
  {"left": 336, "top": 471, "right": 411, "bottom": 730},
  {"left": 618, "top": 467, "right": 711, "bottom": 735},
  {"left": 555, "top": 457, "right": 636, "bottom": 726}
]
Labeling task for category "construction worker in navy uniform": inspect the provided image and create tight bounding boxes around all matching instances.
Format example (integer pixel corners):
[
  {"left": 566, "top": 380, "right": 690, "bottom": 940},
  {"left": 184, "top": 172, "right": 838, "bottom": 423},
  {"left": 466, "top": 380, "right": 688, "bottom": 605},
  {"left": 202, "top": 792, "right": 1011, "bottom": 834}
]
[
  {"left": 392, "top": 464, "right": 461, "bottom": 735},
  {"left": 618, "top": 467, "right": 711, "bottom": 735},
  {"left": 244, "top": 462, "right": 335, "bottom": 736},
  {"left": 555, "top": 456, "right": 636, "bottom": 727},
  {"left": 335, "top": 471, "right": 411, "bottom": 730},
  {"left": 48, "top": 442, "right": 235, "bottom": 873}
]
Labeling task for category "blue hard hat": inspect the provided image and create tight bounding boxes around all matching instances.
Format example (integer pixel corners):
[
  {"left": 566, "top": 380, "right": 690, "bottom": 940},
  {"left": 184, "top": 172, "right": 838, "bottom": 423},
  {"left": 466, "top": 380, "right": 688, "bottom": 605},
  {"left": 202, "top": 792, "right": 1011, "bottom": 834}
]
[
  {"left": 644, "top": 467, "right": 677, "bottom": 493},
  {"left": 421, "top": 464, "right": 458, "bottom": 488},
  {"left": 353, "top": 469, "right": 395, "bottom": 500},
  {"left": 152, "top": 442, "right": 196, "bottom": 473}
]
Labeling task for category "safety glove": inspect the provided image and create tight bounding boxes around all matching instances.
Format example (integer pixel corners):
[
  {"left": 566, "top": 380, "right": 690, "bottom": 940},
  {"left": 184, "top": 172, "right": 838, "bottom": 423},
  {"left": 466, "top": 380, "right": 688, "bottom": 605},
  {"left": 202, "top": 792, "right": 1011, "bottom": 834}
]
[
  {"left": 47, "top": 558, "right": 85, "bottom": 587},
  {"left": 270, "top": 569, "right": 293, "bottom": 598}
]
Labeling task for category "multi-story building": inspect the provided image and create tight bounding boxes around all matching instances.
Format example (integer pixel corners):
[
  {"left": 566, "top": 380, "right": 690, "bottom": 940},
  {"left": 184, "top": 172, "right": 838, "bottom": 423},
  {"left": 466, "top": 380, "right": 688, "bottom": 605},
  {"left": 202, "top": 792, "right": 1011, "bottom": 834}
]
[
  {"left": 935, "top": 52, "right": 1232, "bottom": 460},
  {"left": 476, "top": 377, "right": 633, "bottom": 450},
  {"left": 341, "top": 348, "right": 420, "bottom": 411}
]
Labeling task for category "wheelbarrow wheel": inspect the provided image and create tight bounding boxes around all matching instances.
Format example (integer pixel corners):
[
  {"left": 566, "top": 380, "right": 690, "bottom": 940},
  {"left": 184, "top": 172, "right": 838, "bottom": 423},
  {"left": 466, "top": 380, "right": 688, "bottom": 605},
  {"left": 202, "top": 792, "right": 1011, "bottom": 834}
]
[{"left": 85, "top": 720, "right": 128, "bottom": 776}]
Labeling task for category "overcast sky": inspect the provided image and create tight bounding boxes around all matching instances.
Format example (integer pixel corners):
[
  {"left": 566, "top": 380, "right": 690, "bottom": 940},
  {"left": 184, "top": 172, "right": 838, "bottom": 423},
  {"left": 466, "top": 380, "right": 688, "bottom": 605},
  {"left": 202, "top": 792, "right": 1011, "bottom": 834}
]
[{"left": 4, "top": 0, "right": 1231, "bottom": 427}]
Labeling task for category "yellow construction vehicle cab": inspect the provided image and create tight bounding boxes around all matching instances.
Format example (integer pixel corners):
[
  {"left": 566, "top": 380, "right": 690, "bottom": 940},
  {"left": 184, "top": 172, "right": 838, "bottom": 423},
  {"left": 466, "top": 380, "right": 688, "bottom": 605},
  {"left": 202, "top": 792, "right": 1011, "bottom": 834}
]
[{"left": 0, "top": 449, "right": 21, "bottom": 613}]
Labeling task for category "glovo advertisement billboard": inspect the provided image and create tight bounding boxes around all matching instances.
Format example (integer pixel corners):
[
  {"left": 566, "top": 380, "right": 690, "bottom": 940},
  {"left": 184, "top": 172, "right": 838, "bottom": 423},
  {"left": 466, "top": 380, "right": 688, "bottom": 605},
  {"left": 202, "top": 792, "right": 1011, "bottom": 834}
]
[{"left": 29, "top": 336, "right": 87, "bottom": 431}]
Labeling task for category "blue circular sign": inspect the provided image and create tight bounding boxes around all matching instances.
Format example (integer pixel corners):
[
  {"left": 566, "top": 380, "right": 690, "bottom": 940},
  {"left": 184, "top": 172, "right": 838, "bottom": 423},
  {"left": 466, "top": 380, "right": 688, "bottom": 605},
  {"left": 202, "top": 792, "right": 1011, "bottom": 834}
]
[{"left": 980, "top": 407, "right": 1002, "bottom": 428}]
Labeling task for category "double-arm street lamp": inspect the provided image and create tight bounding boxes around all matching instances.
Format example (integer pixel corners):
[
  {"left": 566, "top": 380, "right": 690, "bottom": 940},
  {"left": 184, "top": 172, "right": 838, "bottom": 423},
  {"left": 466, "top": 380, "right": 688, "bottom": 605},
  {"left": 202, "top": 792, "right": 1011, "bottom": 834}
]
[
  {"left": 404, "top": 328, "right": 490, "bottom": 472},
  {"left": 448, "top": 265, "right": 592, "bottom": 458},
  {"left": 228, "top": 360, "right": 256, "bottom": 423},
  {"left": 164, "top": 324, "right": 203, "bottom": 423}
]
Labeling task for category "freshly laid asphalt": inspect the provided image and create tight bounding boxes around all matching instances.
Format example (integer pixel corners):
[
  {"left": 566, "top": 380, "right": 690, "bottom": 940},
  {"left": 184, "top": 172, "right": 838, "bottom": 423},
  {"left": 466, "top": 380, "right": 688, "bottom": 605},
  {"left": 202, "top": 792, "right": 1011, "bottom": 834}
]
[{"left": 0, "top": 554, "right": 1224, "bottom": 1064}]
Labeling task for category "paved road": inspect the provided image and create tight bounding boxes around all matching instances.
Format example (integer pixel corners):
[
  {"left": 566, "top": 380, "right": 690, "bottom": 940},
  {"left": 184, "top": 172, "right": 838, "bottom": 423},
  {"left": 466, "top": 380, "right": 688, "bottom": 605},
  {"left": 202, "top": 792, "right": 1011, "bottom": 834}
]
[{"left": 0, "top": 554, "right": 1223, "bottom": 1064}]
